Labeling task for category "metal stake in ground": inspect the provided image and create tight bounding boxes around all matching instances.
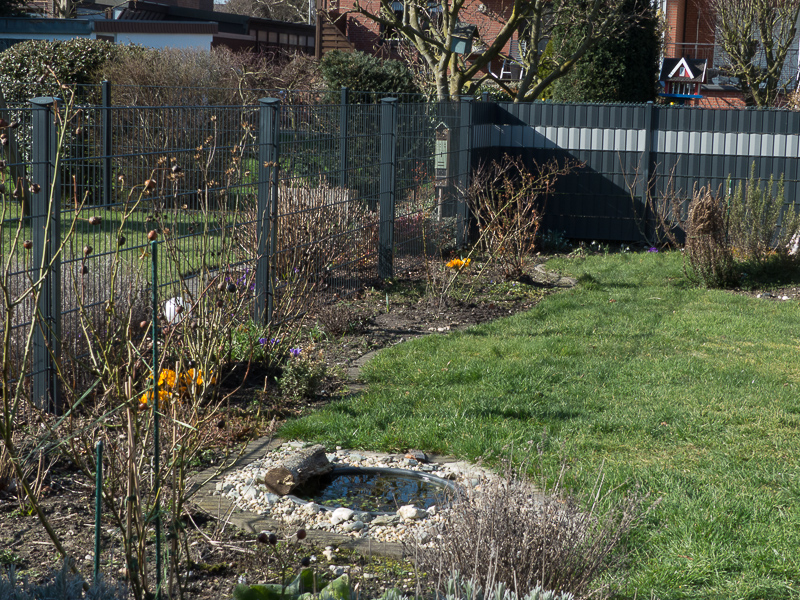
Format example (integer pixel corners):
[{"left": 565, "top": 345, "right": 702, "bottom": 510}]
[
  {"left": 151, "top": 238, "right": 163, "bottom": 600},
  {"left": 94, "top": 439, "right": 102, "bottom": 584}
]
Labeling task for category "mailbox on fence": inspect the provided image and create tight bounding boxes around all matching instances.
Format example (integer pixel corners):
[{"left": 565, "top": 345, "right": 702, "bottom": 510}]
[{"left": 435, "top": 122, "right": 449, "bottom": 186}]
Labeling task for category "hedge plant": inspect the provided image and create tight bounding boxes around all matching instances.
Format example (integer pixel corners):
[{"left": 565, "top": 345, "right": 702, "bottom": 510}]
[
  {"left": 0, "top": 38, "right": 136, "bottom": 104},
  {"left": 319, "top": 50, "right": 420, "bottom": 102}
]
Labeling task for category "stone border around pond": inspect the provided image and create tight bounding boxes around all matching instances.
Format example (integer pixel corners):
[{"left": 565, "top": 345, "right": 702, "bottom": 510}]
[{"left": 187, "top": 436, "right": 491, "bottom": 559}]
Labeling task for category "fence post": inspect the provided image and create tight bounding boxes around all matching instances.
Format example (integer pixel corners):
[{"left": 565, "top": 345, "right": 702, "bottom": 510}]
[
  {"left": 30, "top": 96, "right": 61, "bottom": 413},
  {"left": 255, "top": 98, "right": 280, "bottom": 325},
  {"left": 379, "top": 97, "right": 398, "bottom": 280},
  {"left": 102, "top": 80, "right": 112, "bottom": 207},
  {"left": 641, "top": 101, "right": 656, "bottom": 242},
  {"left": 457, "top": 97, "right": 474, "bottom": 248},
  {"left": 339, "top": 86, "right": 349, "bottom": 188}
]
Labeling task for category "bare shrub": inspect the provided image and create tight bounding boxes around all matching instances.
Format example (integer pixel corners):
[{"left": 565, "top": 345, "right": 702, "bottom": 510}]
[
  {"left": 103, "top": 46, "right": 321, "bottom": 106},
  {"left": 622, "top": 158, "right": 688, "bottom": 248},
  {"left": 276, "top": 185, "right": 376, "bottom": 277},
  {"left": 684, "top": 185, "right": 737, "bottom": 288},
  {"left": 315, "top": 302, "right": 371, "bottom": 336},
  {"left": 419, "top": 464, "right": 654, "bottom": 599},
  {"left": 467, "top": 154, "right": 579, "bottom": 280},
  {"left": 241, "top": 184, "right": 379, "bottom": 318},
  {"left": 727, "top": 163, "right": 800, "bottom": 263}
]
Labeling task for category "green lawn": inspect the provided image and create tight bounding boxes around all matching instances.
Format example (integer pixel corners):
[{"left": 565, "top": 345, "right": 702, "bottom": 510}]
[
  {"left": 281, "top": 251, "right": 800, "bottom": 600},
  {"left": 1, "top": 200, "right": 250, "bottom": 278}
]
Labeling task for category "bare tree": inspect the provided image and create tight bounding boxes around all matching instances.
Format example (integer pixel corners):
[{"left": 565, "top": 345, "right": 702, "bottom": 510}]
[
  {"left": 347, "top": 0, "right": 524, "bottom": 100},
  {"left": 342, "top": 0, "right": 637, "bottom": 101},
  {"left": 217, "top": 0, "right": 310, "bottom": 23},
  {"left": 709, "top": 0, "right": 800, "bottom": 107}
]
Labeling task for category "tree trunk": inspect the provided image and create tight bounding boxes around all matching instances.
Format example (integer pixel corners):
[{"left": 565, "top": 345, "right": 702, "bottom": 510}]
[{"left": 261, "top": 444, "right": 332, "bottom": 495}]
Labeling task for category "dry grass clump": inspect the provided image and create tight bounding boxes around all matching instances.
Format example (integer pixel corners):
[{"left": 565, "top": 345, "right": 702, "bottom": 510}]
[
  {"left": 684, "top": 185, "right": 737, "bottom": 288},
  {"left": 419, "top": 464, "right": 654, "bottom": 599}
]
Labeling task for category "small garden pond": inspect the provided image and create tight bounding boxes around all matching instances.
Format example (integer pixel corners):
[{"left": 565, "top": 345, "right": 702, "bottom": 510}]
[{"left": 293, "top": 466, "right": 457, "bottom": 513}]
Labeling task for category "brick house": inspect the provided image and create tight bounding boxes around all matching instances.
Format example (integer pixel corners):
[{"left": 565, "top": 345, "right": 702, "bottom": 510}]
[
  {"left": 662, "top": 0, "right": 800, "bottom": 108},
  {"left": 314, "top": 0, "right": 522, "bottom": 79}
]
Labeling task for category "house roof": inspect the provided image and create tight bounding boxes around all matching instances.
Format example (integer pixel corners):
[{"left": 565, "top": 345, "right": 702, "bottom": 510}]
[
  {"left": 94, "top": 19, "right": 217, "bottom": 33},
  {"left": 115, "top": 0, "right": 249, "bottom": 34},
  {"left": 660, "top": 57, "right": 707, "bottom": 84},
  {"left": 110, "top": 0, "right": 313, "bottom": 35}
]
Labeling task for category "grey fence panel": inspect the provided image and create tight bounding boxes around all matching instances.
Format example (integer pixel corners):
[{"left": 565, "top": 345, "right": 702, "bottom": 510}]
[{"left": 481, "top": 99, "right": 800, "bottom": 243}]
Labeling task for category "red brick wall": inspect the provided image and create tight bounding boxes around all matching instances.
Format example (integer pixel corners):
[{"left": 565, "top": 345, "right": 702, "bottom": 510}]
[
  {"left": 25, "top": 0, "right": 53, "bottom": 16},
  {"left": 664, "top": 0, "right": 685, "bottom": 53},
  {"left": 683, "top": 0, "right": 713, "bottom": 46},
  {"left": 664, "top": 0, "right": 714, "bottom": 59}
]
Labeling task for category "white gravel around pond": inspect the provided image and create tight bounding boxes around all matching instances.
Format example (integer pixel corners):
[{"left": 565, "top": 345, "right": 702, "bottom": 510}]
[{"left": 213, "top": 441, "right": 489, "bottom": 546}]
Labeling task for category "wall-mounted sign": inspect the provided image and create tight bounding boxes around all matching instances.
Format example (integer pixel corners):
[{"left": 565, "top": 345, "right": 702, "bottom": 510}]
[{"left": 435, "top": 122, "right": 449, "bottom": 185}]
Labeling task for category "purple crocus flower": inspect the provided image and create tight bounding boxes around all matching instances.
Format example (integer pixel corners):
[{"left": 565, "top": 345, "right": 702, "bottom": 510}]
[
  {"left": 648, "top": 247, "right": 659, "bottom": 253},
  {"left": 289, "top": 347, "right": 302, "bottom": 357}
]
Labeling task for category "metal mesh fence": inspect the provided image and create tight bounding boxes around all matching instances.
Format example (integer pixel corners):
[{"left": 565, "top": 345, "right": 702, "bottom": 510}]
[
  {"left": 269, "top": 100, "right": 381, "bottom": 322},
  {"left": 0, "top": 104, "right": 36, "bottom": 386},
  {"left": 0, "top": 88, "right": 466, "bottom": 398},
  {"left": 19, "top": 86, "right": 800, "bottom": 401},
  {"left": 394, "top": 102, "right": 459, "bottom": 261}
]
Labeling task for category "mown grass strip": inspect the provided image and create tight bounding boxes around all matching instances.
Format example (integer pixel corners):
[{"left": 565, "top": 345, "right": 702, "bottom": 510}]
[{"left": 281, "top": 251, "right": 800, "bottom": 599}]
